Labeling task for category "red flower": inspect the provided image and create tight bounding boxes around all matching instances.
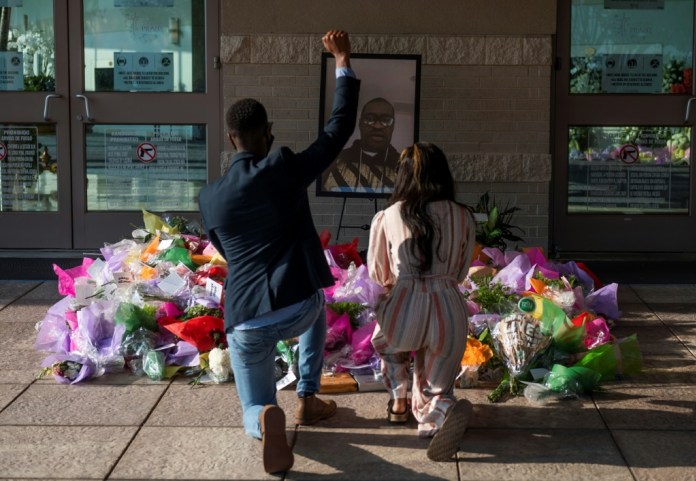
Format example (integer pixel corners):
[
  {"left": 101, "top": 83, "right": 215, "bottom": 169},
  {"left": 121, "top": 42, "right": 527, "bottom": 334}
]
[
  {"left": 160, "top": 315, "right": 226, "bottom": 352},
  {"left": 327, "top": 238, "right": 363, "bottom": 269}
]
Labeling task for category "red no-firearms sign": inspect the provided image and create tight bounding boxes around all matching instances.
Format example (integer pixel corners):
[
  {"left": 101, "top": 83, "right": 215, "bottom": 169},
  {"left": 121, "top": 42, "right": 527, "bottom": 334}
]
[
  {"left": 619, "top": 144, "right": 639, "bottom": 164},
  {"left": 136, "top": 142, "right": 157, "bottom": 163}
]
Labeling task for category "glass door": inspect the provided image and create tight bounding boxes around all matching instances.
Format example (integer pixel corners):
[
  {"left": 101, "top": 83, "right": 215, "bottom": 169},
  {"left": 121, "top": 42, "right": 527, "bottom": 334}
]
[
  {"left": 554, "top": 0, "right": 696, "bottom": 253},
  {"left": 70, "top": 0, "right": 220, "bottom": 248},
  {"left": 0, "top": 1, "right": 72, "bottom": 248},
  {"left": 0, "top": 0, "right": 220, "bottom": 249}
]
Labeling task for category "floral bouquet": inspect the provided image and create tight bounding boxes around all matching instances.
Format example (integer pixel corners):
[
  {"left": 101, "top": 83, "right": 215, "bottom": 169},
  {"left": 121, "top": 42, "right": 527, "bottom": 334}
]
[
  {"left": 40, "top": 354, "right": 96, "bottom": 385},
  {"left": 462, "top": 243, "right": 638, "bottom": 403},
  {"left": 487, "top": 312, "right": 552, "bottom": 402}
]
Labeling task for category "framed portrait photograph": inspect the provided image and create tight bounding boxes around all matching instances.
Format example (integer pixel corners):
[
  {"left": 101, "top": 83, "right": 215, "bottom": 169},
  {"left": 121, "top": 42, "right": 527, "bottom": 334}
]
[{"left": 316, "top": 53, "right": 421, "bottom": 198}]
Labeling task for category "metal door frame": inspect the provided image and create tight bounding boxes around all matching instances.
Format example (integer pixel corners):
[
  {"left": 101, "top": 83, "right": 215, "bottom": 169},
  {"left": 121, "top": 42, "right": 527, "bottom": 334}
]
[
  {"left": 552, "top": 0, "right": 696, "bottom": 255},
  {"left": 67, "top": 0, "right": 221, "bottom": 248}
]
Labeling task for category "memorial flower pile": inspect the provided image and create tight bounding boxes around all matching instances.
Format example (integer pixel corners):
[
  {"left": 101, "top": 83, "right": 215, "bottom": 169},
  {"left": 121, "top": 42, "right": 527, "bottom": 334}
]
[
  {"left": 35, "top": 211, "right": 230, "bottom": 385},
  {"left": 34, "top": 210, "right": 641, "bottom": 405},
  {"left": 33, "top": 212, "right": 379, "bottom": 386}
]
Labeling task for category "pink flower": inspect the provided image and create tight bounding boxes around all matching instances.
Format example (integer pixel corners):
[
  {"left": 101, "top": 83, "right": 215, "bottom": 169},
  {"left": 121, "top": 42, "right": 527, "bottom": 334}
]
[{"left": 584, "top": 317, "right": 611, "bottom": 349}]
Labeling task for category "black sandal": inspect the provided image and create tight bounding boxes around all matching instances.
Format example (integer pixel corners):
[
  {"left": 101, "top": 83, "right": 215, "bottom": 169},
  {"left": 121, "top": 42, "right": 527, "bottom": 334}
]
[{"left": 387, "top": 399, "right": 409, "bottom": 423}]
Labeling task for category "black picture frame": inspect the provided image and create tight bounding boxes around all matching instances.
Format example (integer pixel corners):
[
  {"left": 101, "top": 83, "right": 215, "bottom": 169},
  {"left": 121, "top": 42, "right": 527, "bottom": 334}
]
[{"left": 315, "top": 53, "right": 421, "bottom": 199}]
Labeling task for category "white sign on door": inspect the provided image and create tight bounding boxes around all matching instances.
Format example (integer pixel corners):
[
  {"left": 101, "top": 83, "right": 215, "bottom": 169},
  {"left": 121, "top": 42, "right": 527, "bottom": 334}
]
[
  {"left": 0, "top": 52, "right": 24, "bottom": 92},
  {"left": 113, "top": 52, "right": 174, "bottom": 92},
  {"left": 601, "top": 53, "right": 662, "bottom": 93}
]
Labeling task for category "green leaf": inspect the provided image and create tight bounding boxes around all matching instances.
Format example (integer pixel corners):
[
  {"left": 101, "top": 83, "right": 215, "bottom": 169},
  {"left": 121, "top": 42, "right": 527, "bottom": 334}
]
[{"left": 487, "top": 207, "right": 499, "bottom": 229}]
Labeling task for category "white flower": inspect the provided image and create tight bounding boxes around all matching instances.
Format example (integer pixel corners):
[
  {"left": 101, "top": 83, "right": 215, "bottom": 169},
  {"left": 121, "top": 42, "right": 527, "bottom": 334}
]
[
  {"left": 9, "top": 31, "right": 52, "bottom": 57},
  {"left": 208, "top": 347, "right": 231, "bottom": 383}
]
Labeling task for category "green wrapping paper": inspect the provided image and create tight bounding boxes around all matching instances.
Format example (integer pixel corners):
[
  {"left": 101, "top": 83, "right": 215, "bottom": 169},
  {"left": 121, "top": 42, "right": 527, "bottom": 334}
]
[
  {"left": 276, "top": 340, "right": 298, "bottom": 366},
  {"left": 518, "top": 295, "right": 586, "bottom": 353},
  {"left": 552, "top": 317, "right": 587, "bottom": 354},
  {"left": 574, "top": 334, "right": 642, "bottom": 381},
  {"left": 114, "top": 303, "right": 158, "bottom": 333},
  {"left": 157, "top": 246, "right": 197, "bottom": 271},
  {"left": 544, "top": 364, "right": 602, "bottom": 394}
]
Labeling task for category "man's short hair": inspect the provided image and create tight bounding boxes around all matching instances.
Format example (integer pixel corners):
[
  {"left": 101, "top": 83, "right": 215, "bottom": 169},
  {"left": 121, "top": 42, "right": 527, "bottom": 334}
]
[{"left": 226, "top": 98, "right": 268, "bottom": 136}]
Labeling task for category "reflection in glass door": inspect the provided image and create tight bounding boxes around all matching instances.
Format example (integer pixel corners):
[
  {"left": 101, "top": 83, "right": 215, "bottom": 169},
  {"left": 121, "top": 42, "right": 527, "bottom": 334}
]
[
  {"left": 554, "top": 0, "right": 696, "bottom": 253},
  {"left": 1, "top": 0, "right": 220, "bottom": 250}
]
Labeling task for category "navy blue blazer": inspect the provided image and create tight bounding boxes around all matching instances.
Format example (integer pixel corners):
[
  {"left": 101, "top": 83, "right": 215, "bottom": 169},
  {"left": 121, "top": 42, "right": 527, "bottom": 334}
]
[{"left": 199, "top": 75, "right": 360, "bottom": 330}]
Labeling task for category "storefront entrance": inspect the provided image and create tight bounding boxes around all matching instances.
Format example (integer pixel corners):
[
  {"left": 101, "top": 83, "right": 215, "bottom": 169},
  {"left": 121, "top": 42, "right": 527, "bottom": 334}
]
[
  {"left": 554, "top": 0, "right": 696, "bottom": 254},
  {"left": 0, "top": 0, "right": 220, "bottom": 249}
]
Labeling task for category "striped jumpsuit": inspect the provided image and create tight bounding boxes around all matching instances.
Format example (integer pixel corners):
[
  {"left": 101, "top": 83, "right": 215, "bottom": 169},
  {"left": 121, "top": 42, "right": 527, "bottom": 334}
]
[{"left": 368, "top": 200, "right": 476, "bottom": 437}]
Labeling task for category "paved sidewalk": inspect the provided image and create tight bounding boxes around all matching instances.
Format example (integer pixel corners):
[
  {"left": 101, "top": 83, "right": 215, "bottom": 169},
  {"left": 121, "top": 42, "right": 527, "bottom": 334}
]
[{"left": 0, "top": 280, "right": 694, "bottom": 480}]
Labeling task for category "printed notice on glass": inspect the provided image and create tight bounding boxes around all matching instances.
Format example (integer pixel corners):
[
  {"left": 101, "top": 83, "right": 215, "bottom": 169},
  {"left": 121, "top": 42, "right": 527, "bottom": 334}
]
[
  {"left": 113, "top": 52, "right": 173, "bottom": 92},
  {"left": 114, "top": 0, "right": 174, "bottom": 6},
  {"left": 103, "top": 129, "right": 189, "bottom": 209},
  {"left": 604, "top": 0, "right": 664, "bottom": 9},
  {"left": 569, "top": 163, "right": 689, "bottom": 213},
  {"left": 0, "top": 52, "right": 24, "bottom": 91},
  {"left": 601, "top": 54, "right": 662, "bottom": 93},
  {"left": 0, "top": 126, "right": 38, "bottom": 212}
]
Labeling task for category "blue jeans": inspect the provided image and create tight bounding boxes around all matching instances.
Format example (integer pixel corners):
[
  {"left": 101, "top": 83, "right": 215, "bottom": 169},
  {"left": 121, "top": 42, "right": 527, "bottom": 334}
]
[{"left": 227, "top": 290, "right": 326, "bottom": 439}]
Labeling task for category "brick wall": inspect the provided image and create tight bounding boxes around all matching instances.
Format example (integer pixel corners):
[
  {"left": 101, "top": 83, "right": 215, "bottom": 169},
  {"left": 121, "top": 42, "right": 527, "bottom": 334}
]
[{"left": 221, "top": 34, "right": 552, "bottom": 251}]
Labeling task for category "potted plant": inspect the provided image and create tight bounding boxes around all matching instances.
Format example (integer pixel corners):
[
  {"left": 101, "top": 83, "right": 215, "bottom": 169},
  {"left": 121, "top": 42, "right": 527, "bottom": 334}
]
[{"left": 472, "top": 192, "right": 525, "bottom": 256}]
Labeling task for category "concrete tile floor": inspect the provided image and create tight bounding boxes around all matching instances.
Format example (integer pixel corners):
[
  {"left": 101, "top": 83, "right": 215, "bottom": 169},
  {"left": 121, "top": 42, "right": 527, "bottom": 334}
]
[{"left": 0, "top": 281, "right": 694, "bottom": 481}]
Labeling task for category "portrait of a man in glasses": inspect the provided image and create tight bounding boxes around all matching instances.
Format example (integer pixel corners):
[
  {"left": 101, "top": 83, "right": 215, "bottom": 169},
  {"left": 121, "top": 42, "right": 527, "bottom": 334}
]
[{"left": 322, "top": 97, "right": 400, "bottom": 194}]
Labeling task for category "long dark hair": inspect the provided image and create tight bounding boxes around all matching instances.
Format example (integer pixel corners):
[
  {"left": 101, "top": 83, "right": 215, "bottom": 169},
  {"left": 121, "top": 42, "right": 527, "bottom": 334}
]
[{"left": 390, "top": 142, "right": 456, "bottom": 272}]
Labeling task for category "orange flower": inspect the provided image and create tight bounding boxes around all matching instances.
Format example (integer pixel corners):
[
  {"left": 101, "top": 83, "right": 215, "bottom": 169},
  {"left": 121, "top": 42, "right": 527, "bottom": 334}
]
[{"left": 461, "top": 337, "right": 494, "bottom": 366}]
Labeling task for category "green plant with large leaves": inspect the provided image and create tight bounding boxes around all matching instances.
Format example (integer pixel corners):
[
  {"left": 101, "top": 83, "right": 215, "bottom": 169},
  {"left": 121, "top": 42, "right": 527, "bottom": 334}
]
[{"left": 473, "top": 192, "right": 524, "bottom": 250}]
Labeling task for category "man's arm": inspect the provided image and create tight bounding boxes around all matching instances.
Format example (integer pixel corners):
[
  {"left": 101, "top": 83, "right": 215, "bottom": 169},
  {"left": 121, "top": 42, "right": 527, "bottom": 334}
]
[{"left": 290, "top": 31, "right": 360, "bottom": 188}]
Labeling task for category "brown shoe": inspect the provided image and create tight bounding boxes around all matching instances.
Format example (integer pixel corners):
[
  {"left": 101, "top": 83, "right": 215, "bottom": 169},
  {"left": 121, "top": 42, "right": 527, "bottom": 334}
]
[
  {"left": 426, "top": 399, "right": 473, "bottom": 462},
  {"left": 294, "top": 394, "right": 337, "bottom": 425},
  {"left": 259, "top": 405, "right": 294, "bottom": 474}
]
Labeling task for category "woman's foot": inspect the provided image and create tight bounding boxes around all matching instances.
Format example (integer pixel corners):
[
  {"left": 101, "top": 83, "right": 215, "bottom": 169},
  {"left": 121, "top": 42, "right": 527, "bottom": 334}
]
[
  {"left": 392, "top": 397, "right": 408, "bottom": 414},
  {"left": 387, "top": 398, "right": 409, "bottom": 423},
  {"left": 426, "top": 399, "right": 473, "bottom": 462}
]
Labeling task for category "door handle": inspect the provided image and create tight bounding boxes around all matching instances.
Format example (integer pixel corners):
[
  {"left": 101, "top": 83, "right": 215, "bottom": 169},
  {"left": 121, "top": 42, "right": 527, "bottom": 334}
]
[
  {"left": 43, "top": 94, "right": 61, "bottom": 121},
  {"left": 75, "top": 94, "right": 94, "bottom": 122},
  {"left": 685, "top": 97, "right": 696, "bottom": 123}
]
